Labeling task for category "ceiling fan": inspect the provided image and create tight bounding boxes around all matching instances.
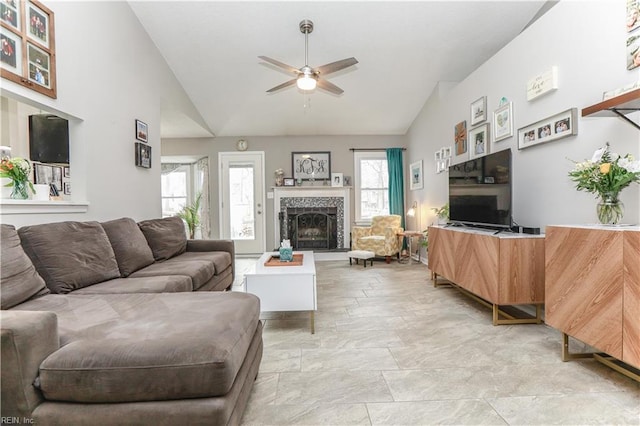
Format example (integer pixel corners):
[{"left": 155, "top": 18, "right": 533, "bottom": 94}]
[{"left": 259, "top": 19, "right": 358, "bottom": 95}]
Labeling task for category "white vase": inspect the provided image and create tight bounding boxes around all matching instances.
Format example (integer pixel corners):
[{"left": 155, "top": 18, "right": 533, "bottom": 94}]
[
  {"left": 0, "top": 178, "right": 12, "bottom": 199},
  {"left": 33, "top": 184, "right": 50, "bottom": 201}
]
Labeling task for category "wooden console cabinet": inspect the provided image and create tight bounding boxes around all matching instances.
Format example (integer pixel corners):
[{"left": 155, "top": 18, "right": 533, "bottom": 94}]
[
  {"left": 428, "top": 226, "right": 545, "bottom": 325},
  {"left": 545, "top": 225, "right": 640, "bottom": 372}
]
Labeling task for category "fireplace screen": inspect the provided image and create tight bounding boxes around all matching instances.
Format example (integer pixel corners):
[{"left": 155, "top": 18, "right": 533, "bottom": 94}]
[{"left": 281, "top": 207, "right": 338, "bottom": 250}]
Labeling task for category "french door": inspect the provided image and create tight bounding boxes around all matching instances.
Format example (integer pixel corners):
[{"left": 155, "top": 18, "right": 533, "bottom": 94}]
[{"left": 219, "top": 152, "right": 266, "bottom": 254}]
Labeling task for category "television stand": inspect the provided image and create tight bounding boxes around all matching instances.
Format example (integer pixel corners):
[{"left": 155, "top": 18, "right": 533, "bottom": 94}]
[{"left": 427, "top": 225, "right": 545, "bottom": 325}]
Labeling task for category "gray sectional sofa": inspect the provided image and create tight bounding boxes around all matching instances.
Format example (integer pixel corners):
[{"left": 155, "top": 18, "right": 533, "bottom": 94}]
[{"left": 0, "top": 217, "right": 263, "bottom": 425}]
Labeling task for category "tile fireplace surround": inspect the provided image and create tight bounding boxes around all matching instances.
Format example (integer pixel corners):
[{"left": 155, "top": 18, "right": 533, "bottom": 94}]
[{"left": 273, "top": 187, "right": 351, "bottom": 250}]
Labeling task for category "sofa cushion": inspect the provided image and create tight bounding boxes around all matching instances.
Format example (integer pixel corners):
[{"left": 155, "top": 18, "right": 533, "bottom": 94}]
[
  {"left": 71, "top": 276, "right": 192, "bottom": 294},
  {"left": 18, "top": 221, "right": 120, "bottom": 294},
  {"left": 101, "top": 218, "right": 155, "bottom": 277},
  {"left": 0, "top": 225, "right": 49, "bottom": 309},
  {"left": 138, "top": 216, "right": 187, "bottom": 261},
  {"left": 13, "top": 292, "right": 261, "bottom": 403},
  {"left": 129, "top": 253, "right": 216, "bottom": 290}
]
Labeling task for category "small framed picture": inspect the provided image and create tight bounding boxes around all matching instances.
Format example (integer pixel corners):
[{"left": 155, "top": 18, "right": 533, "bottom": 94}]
[
  {"left": 135, "top": 142, "right": 151, "bottom": 168},
  {"left": 283, "top": 177, "right": 295, "bottom": 186},
  {"left": 51, "top": 166, "right": 62, "bottom": 192},
  {"left": 1, "top": 29, "right": 22, "bottom": 75},
  {"left": 410, "top": 160, "right": 423, "bottom": 190},
  {"left": 442, "top": 146, "right": 452, "bottom": 158},
  {"left": 135, "top": 119, "right": 148, "bottom": 142},
  {"left": 63, "top": 166, "right": 70, "bottom": 178},
  {"left": 454, "top": 120, "right": 467, "bottom": 156},
  {"left": 63, "top": 181, "right": 71, "bottom": 195},
  {"left": 434, "top": 151, "right": 441, "bottom": 161},
  {"left": 470, "top": 96, "right": 487, "bottom": 126},
  {"left": 27, "top": 0, "right": 50, "bottom": 48},
  {"left": 27, "top": 42, "right": 50, "bottom": 88},
  {"left": 343, "top": 176, "right": 351, "bottom": 186},
  {"left": 34, "top": 163, "right": 52, "bottom": 184},
  {"left": 492, "top": 102, "right": 513, "bottom": 142},
  {"left": 469, "top": 124, "right": 490, "bottom": 160},
  {"left": 331, "top": 172, "right": 343, "bottom": 187},
  {"left": 1, "top": 1, "right": 20, "bottom": 30}
]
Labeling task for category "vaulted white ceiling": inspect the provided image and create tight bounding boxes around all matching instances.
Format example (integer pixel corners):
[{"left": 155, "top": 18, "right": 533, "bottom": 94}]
[{"left": 129, "top": 1, "right": 550, "bottom": 138}]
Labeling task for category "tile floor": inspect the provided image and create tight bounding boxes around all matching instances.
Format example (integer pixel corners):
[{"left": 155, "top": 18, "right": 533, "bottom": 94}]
[{"left": 233, "top": 257, "right": 640, "bottom": 425}]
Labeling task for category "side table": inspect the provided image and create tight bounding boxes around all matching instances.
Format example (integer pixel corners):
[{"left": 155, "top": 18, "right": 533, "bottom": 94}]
[{"left": 397, "top": 231, "right": 424, "bottom": 264}]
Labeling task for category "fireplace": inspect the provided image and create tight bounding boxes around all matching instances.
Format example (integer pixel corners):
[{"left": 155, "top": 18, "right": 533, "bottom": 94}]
[
  {"left": 273, "top": 187, "right": 350, "bottom": 250},
  {"left": 281, "top": 207, "right": 338, "bottom": 250}
]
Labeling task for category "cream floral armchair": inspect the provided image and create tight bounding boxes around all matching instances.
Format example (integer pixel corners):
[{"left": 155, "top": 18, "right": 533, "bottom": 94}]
[{"left": 351, "top": 215, "right": 403, "bottom": 263}]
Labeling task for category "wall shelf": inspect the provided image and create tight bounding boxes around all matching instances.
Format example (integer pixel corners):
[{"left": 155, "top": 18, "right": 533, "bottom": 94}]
[{"left": 582, "top": 88, "right": 640, "bottom": 130}]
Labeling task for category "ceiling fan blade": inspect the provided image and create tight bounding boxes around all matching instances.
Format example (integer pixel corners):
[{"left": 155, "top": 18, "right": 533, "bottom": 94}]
[
  {"left": 316, "top": 78, "right": 344, "bottom": 95},
  {"left": 315, "top": 57, "right": 358, "bottom": 76},
  {"left": 266, "top": 79, "right": 297, "bottom": 93},
  {"left": 258, "top": 56, "right": 301, "bottom": 75}
]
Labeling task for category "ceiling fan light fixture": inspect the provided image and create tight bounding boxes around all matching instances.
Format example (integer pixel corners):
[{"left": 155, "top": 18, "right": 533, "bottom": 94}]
[{"left": 296, "top": 74, "right": 317, "bottom": 91}]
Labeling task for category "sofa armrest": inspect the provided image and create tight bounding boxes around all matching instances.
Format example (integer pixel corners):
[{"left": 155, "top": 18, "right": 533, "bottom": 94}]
[
  {"left": 187, "top": 239, "right": 235, "bottom": 283},
  {"left": 1, "top": 310, "right": 59, "bottom": 419}
]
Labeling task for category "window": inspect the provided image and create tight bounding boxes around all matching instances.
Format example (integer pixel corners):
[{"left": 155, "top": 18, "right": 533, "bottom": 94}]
[
  {"left": 354, "top": 151, "right": 389, "bottom": 223},
  {"left": 161, "top": 165, "right": 190, "bottom": 217}
]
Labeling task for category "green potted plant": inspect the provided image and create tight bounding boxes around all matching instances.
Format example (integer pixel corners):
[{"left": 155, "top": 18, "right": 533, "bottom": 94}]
[
  {"left": 421, "top": 203, "right": 449, "bottom": 250},
  {"left": 432, "top": 202, "right": 449, "bottom": 224},
  {"left": 177, "top": 192, "right": 202, "bottom": 239}
]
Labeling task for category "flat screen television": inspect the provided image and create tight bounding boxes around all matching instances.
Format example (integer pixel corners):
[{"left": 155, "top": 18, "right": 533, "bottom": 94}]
[
  {"left": 29, "top": 114, "right": 69, "bottom": 164},
  {"left": 448, "top": 149, "right": 512, "bottom": 229}
]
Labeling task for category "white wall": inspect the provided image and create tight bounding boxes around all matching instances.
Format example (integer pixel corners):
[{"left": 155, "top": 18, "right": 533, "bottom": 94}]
[
  {"left": 162, "top": 135, "right": 406, "bottom": 249},
  {"left": 407, "top": 1, "right": 640, "bottom": 232},
  {"left": 0, "top": 1, "right": 204, "bottom": 227}
]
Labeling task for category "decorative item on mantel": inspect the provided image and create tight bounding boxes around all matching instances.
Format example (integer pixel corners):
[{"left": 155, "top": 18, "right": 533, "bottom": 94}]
[
  {"left": 0, "top": 157, "right": 35, "bottom": 199},
  {"left": 568, "top": 143, "right": 640, "bottom": 225},
  {"left": 274, "top": 168, "right": 285, "bottom": 186}
]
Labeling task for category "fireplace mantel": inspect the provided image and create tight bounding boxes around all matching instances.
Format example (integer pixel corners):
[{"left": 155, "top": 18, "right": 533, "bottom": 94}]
[{"left": 273, "top": 187, "right": 351, "bottom": 250}]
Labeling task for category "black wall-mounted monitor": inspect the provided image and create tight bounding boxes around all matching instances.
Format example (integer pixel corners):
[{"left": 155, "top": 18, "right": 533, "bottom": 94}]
[
  {"left": 28, "top": 114, "right": 69, "bottom": 164},
  {"left": 448, "top": 149, "right": 512, "bottom": 229}
]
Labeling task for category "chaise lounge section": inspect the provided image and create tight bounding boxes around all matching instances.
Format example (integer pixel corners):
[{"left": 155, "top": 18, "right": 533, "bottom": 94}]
[{"left": 1, "top": 219, "right": 262, "bottom": 425}]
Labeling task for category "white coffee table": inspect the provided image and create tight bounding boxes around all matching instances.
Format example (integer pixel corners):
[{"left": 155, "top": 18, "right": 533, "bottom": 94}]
[{"left": 243, "top": 251, "right": 317, "bottom": 333}]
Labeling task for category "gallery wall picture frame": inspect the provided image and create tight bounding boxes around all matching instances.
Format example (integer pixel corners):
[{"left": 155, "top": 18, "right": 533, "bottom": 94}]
[
  {"left": 292, "top": 151, "right": 331, "bottom": 180},
  {"left": 454, "top": 120, "right": 467, "bottom": 155},
  {"left": 410, "top": 160, "right": 423, "bottom": 190},
  {"left": 135, "top": 119, "right": 148, "bottom": 142},
  {"left": 468, "top": 123, "right": 490, "bottom": 160},
  {"left": 331, "top": 172, "right": 343, "bottom": 187},
  {"left": 0, "top": 0, "right": 56, "bottom": 98},
  {"left": 34, "top": 163, "right": 51, "bottom": 185},
  {"left": 628, "top": 0, "right": 640, "bottom": 33},
  {"left": 63, "top": 181, "right": 70, "bottom": 195},
  {"left": 135, "top": 142, "right": 151, "bottom": 168},
  {"left": 492, "top": 102, "right": 513, "bottom": 142},
  {"left": 517, "top": 108, "right": 578, "bottom": 150},
  {"left": 470, "top": 96, "right": 487, "bottom": 126}
]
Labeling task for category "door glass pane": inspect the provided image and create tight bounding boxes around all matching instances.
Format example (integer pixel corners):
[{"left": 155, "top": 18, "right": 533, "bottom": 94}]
[{"left": 229, "top": 165, "right": 255, "bottom": 239}]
